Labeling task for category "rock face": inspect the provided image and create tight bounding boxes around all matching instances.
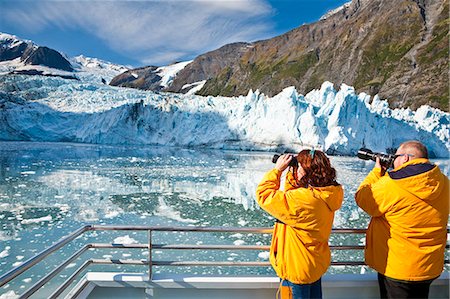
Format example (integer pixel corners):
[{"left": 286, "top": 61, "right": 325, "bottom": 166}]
[
  {"left": 109, "top": 66, "right": 162, "bottom": 90},
  {"left": 118, "top": 0, "right": 447, "bottom": 111},
  {"left": 22, "top": 46, "right": 73, "bottom": 71},
  {"left": 0, "top": 34, "right": 73, "bottom": 72}
]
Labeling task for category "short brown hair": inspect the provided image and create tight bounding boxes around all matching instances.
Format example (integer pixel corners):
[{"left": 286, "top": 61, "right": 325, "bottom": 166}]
[
  {"left": 399, "top": 140, "right": 428, "bottom": 159},
  {"left": 295, "top": 149, "right": 339, "bottom": 187}
]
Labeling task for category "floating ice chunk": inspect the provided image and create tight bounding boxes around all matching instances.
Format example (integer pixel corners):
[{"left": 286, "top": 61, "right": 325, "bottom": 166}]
[
  {"left": 237, "top": 219, "right": 248, "bottom": 226},
  {"left": 104, "top": 210, "right": 120, "bottom": 219},
  {"left": 233, "top": 240, "right": 245, "bottom": 246},
  {"left": 20, "top": 171, "right": 35, "bottom": 175},
  {"left": 349, "top": 210, "right": 360, "bottom": 221},
  {"left": 0, "top": 290, "right": 19, "bottom": 299},
  {"left": 66, "top": 263, "right": 77, "bottom": 269},
  {"left": 258, "top": 251, "right": 270, "bottom": 260},
  {"left": 113, "top": 235, "right": 137, "bottom": 244},
  {"left": 0, "top": 246, "right": 10, "bottom": 258},
  {"left": 21, "top": 215, "right": 52, "bottom": 224},
  {"left": 230, "top": 233, "right": 243, "bottom": 238}
]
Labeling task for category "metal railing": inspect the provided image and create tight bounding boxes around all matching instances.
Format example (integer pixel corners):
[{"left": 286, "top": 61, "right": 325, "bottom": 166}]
[{"left": 0, "top": 225, "right": 448, "bottom": 299}]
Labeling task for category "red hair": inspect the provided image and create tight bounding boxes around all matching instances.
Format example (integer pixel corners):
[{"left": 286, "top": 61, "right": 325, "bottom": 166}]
[{"left": 294, "top": 149, "right": 339, "bottom": 187}]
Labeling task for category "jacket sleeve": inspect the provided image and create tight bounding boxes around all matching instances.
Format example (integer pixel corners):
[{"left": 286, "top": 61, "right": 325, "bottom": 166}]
[
  {"left": 256, "top": 169, "right": 299, "bottom": 225},
  {"left": 355, "top": 167, "right": 388, "bottom": 217}
]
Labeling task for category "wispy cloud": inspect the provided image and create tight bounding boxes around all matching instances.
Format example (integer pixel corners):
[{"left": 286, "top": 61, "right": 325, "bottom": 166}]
[{"left": 2, "top": 0, "right": 275, "bottom": 65}]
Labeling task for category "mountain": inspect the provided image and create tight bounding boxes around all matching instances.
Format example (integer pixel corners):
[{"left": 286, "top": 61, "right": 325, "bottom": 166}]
[
  {"left": 116, "top": 0, "right": 448, "bottom": 111},
  {"left": 0, "top": 33, "right": 128, "bottom": 83},
  {"left": 0, "top": 33, "right": 73, "bottom": 73},
  {"left": 1, "top": 74, "right": 448, "bottom": 158},
  {"left": 109, "top": 61, "right": 191, "bottom": 91}
]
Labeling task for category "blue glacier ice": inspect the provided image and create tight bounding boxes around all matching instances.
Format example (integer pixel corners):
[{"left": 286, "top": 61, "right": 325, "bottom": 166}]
[{"left": 0, "top": 75, "right": 448, "bottom": 157}]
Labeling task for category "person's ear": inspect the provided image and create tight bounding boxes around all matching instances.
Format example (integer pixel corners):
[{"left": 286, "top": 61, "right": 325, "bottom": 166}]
[{"left": 399, "top": 154, "right": 409, "bottom": 164}]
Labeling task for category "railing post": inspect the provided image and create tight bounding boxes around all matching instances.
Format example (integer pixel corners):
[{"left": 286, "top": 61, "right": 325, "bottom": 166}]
[{"left": 148, "top": 229, "right": 152, "bottom": 281}]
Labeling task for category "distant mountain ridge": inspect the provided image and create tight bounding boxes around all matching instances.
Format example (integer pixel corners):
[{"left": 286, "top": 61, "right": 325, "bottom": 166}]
[
  {"left": 0, "top": 33, "right": 73, "bottom": 72},
  {"left": 114, "top": 0, "right": 448, "bottom": 111},
  {"left": 0, "top": 33, "right": 128, "bottom": 83}
]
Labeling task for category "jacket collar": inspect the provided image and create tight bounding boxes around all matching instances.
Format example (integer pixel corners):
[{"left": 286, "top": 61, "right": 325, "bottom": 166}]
[{"left": 389, "top": 158, "right": 435, "bottom": 180}]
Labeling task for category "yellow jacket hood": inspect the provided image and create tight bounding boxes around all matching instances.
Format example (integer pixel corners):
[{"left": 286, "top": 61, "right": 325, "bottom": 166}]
[
  {"left": 311, "top": 185, "right": 343, "bottom": 212},
  {"left": 388, "top": 158, "right": 446, "bottom": 203}
]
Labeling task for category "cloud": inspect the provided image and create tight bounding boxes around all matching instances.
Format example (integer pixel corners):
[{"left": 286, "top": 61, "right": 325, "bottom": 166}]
[{"left": 2, "top": 0, "right": 275, "bottom": 65}]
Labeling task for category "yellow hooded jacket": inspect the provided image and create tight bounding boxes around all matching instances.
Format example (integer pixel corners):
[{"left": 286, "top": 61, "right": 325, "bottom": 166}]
[
  {"left": 256, "top": 169, "right": 344, "bottom": 284},
  {"left": 355, "top": 158, "right": 449, "bottom": 281}
]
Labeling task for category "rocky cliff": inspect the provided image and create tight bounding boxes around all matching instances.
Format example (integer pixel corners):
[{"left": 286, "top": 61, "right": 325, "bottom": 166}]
[{"left": 157, "top": 0, "right": 448, "bottom": 111}]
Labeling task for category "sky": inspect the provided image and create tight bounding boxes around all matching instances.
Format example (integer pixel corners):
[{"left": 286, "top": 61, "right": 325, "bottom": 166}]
[{"left": 0, "top": 0, "right": 350, "bottom": 67}]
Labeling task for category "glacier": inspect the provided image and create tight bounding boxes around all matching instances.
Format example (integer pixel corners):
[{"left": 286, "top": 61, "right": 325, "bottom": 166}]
[{"left": 0, "top": 74, "right": 449, "bottom": 158}]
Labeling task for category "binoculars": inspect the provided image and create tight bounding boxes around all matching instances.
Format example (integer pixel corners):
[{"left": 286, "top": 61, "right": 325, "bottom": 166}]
[{"left": 272, "top": 154, "right": 298, "bottom": 167}]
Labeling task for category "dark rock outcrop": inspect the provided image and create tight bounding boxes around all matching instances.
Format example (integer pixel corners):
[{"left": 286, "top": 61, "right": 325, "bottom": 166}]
[
  {"left": 109, "top": 66, "right": 162, "bottom": 90},
  {"left": 0, "top": 35, "right": 73, "bottom": 72},
  {"left": 22, "top": 46, "right": 73, "bottom": 71}
]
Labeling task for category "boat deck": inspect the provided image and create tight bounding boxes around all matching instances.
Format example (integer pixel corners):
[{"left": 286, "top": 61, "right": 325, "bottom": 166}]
[{"left": 73, "top": 272, "right": 449, "bottom": 299}]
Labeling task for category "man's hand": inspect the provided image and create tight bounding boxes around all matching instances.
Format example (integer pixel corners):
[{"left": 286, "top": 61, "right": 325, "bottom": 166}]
[
  {"left": 375, "top": 157, "right": 387, "bottom": 176},
  {"left": 275, "top": 154, "right": 293, "bottom": 172}
]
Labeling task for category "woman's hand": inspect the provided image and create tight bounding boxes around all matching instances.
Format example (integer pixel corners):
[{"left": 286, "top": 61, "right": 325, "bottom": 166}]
[{"left": 275, "top": 154, "right": 293, "bottom": 172}]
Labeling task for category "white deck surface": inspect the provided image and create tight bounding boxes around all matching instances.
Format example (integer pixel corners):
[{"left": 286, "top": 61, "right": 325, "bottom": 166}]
[{"left": 68, "top": 272, "right": 449, "bottom": 299}]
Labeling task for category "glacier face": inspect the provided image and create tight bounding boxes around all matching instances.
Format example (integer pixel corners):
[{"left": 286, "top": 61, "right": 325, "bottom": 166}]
[{"left": 0, "top": 75, "right": 449, "bottom": 157}]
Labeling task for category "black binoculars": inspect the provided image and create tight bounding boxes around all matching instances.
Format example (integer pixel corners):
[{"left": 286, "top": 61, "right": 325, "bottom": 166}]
[
  {"left": 357, "top": 148, "right": 396, "bottom": 168},
  {"left": 272, "top": 154, "right": 298, "bottom": 167}
]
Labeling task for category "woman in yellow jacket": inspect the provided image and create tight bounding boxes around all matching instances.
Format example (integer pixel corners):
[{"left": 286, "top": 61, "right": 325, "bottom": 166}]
[{"left": 256, "top": 150, "right": 343, "bottom": 299}]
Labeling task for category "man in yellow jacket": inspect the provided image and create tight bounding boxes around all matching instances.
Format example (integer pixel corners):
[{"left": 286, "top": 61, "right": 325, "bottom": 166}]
[{"left": 355, "top": 140, "right": 449, "bottom": 299}]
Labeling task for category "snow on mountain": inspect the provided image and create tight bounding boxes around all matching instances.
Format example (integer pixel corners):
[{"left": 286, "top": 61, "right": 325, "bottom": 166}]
[
  {"left": 0, "top": 32, "right": 128, "bottom": 83},
  {"left": 70, "top": 55, "right": 129, "bottom": 83},
  {"left": 156, "top": 61, "right": 192, "bottom": 89},
  {"left": 0, "top": 75, "right": 448, "bottom": 158},
  {"left": 319, "top": 1, "right": 352, "bottom": 20}
]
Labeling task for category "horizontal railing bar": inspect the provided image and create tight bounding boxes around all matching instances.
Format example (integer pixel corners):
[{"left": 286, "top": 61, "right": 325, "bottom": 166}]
[
  {"left": 90, "top": 243, "right": 148, "bottom": 249},
  {"left": 331, "top": 261, "right": 366, "bottom": 266},
  {"left": 330, "top": 245, "right": 365, "bottom": 250},
  {"left": 19, "top": 244, "right": 91, "bottom": 299},
  {"left": 91, "top": 259, "right": 148, "bottom": 265},
  {"left": 90, "top": 225, "right": 450, "bottom": 233},
  {"left": 49, "top": 260, "right": 92, "bottom": 299},
  {"left": 91, "top": 225, "right": 274, "bottom": 233},
  {"left": 0, "top": 225, "right": 91, "bottom": 288},
  {"left": 152, "top": 244, "right": 271, "bottom": 250},
  {"left": 331, "top": 229, "right": 366, "bottom": 234},
  {"left": 151, "top": 261, "right": 271, "bottom": 267},
  {"left": 88, "top": 244, "right": 371, "bottom": 251}
]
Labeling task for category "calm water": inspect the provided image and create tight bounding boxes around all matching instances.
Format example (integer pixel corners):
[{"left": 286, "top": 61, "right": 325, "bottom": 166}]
[{"left": 0, "top": 142, "right": 448, "bottom": 298}]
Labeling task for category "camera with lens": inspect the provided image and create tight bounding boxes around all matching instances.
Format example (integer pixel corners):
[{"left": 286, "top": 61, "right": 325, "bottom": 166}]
[
  {"left": 272, "top": 154, "right": 298, "bottom": 167},
  {"left": 357, "top": 148, "right": 396, "bottom": 168}
]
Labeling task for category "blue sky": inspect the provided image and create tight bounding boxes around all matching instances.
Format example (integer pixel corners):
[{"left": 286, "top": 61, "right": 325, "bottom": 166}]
[{"left": 0, "top": 0, "right": 349, "bottom": 67}]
